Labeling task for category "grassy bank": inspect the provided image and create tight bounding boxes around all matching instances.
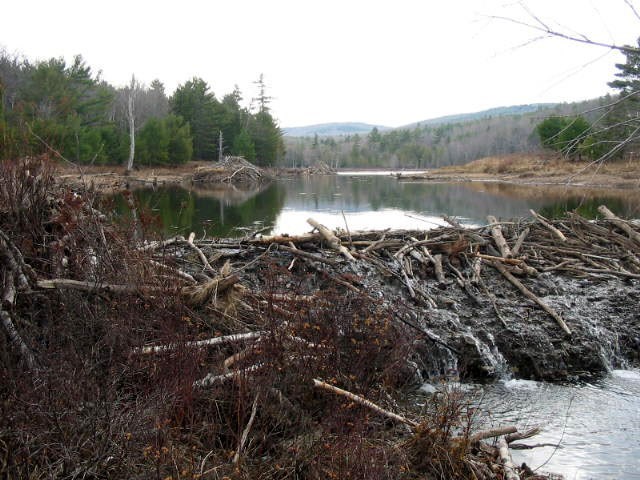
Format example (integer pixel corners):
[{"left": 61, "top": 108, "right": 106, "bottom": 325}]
[{"left": 432, "top": 153, "right": 640, "bottom": 188}]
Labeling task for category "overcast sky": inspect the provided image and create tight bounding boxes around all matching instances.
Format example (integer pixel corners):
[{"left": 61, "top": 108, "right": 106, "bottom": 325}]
[{"left": 2, "top": 0, "right": 639, "bottom": 127}]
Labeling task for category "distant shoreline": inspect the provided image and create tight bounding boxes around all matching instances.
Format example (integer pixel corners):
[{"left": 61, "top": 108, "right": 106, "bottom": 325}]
[{"left": 55, "top": 152, "right": 640, "bottom": 192}]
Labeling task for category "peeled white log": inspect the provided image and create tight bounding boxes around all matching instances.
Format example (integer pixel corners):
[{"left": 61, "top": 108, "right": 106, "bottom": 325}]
[
  {"left": 312, "top": 378, "right": 418, "bottom": 427},
  {"left": 487, "top": 215, "right": 512, "bottom": 258},
  {"left": 498, "top": 436, "right": 521, "bottom": 480},
  {"left": 307, "top": 218, "right": 355, "bottom": 261},
  {"left": 135, "top": 331, "right": 264, "bottom": 355},
  {"left": 530, "top": 210, "right": 567, "bottom": 242},
  {"left": 598, "top": 205, "right": 640, "bottom": 245}
]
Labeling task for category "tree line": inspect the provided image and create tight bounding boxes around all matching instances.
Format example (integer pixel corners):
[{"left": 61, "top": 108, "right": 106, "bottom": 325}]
[
  {"left": 284, "top": 98, "right": 608, "bottom": 169},
  {"left": 285, "top": 36, "right": 640, "bottom": 170},
  {"left": 0, "top": 51, "right": 284, "bottom": 167}
]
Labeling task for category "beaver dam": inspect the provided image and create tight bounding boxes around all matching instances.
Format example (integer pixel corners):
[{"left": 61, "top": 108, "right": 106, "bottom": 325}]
[{"left": 2, "top": 158, "right": 639, "bottom": 478}]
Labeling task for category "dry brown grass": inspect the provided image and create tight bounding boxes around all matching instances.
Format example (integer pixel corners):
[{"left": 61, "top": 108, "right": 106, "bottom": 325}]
[{"left": 436, "top": 152, "right": 640, "bottom": 182}]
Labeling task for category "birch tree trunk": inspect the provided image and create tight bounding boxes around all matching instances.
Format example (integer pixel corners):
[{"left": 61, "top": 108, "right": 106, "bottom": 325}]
[{"left": 126, "top": 75, "right": 136, "bottom": 172}]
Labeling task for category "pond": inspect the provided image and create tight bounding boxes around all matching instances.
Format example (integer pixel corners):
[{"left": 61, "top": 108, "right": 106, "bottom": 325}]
[{"left": 110, "top": 173, "right": 640, "bottom": 238}]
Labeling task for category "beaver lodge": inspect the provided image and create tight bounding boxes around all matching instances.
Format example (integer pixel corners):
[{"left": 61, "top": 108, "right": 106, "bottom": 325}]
[{"left": 1, "top": 157, "right": 639, "bottom": 478}]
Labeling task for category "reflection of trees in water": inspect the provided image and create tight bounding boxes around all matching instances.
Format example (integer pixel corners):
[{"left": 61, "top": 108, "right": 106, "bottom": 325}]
[
  {"left": 539, "top": 197, "right": 628, "bottom": 220},
  {"left": 112, "top": 183, "right": 286, "bottom": 237},
  {"left": 111, "top": 177, "right": 636, "bottom": 236},
  {"left": 279, "top": 176, "right": 638, "bottom": 223}
]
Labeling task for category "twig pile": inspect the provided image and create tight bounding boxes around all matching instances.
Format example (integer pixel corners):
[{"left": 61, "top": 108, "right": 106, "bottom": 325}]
[{"left": 191, "top": 156, "right": 270, "bottom": 186}]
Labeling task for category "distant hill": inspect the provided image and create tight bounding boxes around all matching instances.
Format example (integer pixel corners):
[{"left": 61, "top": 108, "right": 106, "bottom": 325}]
[
  {"left": 283, "top": 122, "right": 390, "bottom": 138},
  {"left": 402, "top": 103, "right": 559, "bottom": 129},
  {"left": 283, "top": 104, "right": 558, "bottom": 138}
]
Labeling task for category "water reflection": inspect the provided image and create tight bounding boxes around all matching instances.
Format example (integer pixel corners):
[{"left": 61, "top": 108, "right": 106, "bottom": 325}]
[{"left": 109, "top": 175, "right": 640, "bottom": 237}]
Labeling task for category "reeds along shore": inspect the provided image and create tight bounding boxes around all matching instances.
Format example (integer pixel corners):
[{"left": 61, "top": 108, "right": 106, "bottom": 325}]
[{"left": 2, "top": 156, "right": 639, "bottom": 479}]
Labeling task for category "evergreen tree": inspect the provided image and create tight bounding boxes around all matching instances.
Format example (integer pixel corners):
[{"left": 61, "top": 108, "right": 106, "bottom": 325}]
[
  {"left": 232, "top": 128, "right": 256, "bottom": 161},
  {"left": 170, "top": 77, "right": 219, "bottom": 160},
  {"left": 604, "top": 37, "right": 640, "bottom": 159}
]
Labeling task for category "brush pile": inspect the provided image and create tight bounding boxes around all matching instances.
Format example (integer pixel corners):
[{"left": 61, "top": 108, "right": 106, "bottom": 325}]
[
  {"left": 2, "top": 156, "right": 639, "bottom": 478},
  {"left": 191, "top": 156, "right": 270, "bottom": 187}
]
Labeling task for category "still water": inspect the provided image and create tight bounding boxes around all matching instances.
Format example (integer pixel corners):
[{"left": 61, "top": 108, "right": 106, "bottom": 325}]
[{"left": 113, "top": 173, "right": 640, "bottom": 237}]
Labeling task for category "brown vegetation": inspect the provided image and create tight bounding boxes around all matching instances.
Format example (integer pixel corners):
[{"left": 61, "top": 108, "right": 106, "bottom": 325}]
[
  {"left": 2, "top": 156, "right": 568, "bottom": 479},
  {"left": 432, "top": 153, "right": 640, "bottom": 188}
]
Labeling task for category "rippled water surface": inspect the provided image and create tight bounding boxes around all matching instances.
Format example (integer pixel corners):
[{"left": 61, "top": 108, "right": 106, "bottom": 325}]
[{"left": 470, "top": 370, "right": 640, "bottom": 479}]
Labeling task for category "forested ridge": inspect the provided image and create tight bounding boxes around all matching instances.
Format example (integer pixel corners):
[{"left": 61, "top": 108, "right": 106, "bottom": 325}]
[
  {"left": 284, "top": 97, "right": 614, "bottom": 169},
  {"left": 0, "top": 51, "right": 284, "bottom": 167}
]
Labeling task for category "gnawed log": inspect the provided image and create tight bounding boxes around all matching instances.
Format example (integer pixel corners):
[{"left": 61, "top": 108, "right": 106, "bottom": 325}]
[
  {"left": 489, "top": 261, "right": 571, "bottom": 335},
  {"left": 307, "top": 218, "right": 355, "bottom": 261},
  {"left": 598, "top": 205, "right": 640, "bottom": 245},
  {"left": 530, "top": 210, "right": 567, "bottom": 242},
  {"left": 312, "top": 379, "right": 418, "bottom": 427},
  {"left": 487, "top": 215, "right": 512, "bottom": 258}
]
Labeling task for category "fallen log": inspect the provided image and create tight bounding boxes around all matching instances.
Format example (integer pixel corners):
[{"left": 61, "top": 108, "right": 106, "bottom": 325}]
[
  {"left": 498, "top": 436, "right": 521, "bottom": 480},
  {"left": 0, "top": 308, "right": 38, "bottom": 370},
  {"left": 134, "top": 330, "right": 264, "bottom": 355}
]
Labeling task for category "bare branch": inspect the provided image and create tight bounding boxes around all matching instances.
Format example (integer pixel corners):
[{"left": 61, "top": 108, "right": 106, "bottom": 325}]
[{"left": 488, "top": 14, "right": 639, "bottom": 55}]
